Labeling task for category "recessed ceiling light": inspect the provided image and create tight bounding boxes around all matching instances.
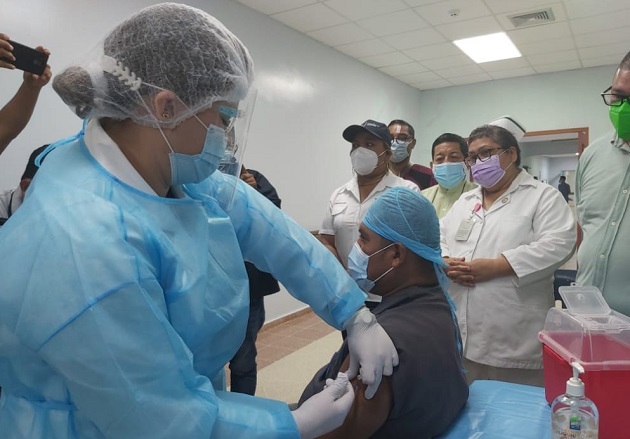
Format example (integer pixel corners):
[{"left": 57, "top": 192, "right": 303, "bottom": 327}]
[{"left": 453, "top": 32, "right": 521, "bottom": 64}]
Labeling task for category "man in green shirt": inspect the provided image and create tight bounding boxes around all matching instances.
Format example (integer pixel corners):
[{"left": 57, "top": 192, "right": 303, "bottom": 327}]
[
  {"left": 576, "top": 51, "right": 630, "bottom": 317},
  {"left": 422, "top": 133, "right": 476, "bottom": 218}
]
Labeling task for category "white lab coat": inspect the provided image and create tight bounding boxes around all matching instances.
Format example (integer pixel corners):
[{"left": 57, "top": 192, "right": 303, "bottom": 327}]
[{"left": 440, "top": 170, "right": 575, "bottom": 368}]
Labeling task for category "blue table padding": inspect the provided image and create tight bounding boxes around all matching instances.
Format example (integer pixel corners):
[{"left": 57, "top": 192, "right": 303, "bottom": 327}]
[{"left": 437, "top": 380, "right": 551, "bottom": 438}]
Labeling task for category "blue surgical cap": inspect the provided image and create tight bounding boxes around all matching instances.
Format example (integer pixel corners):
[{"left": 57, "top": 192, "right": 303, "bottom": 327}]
[
  {"left": 363, "top": 187, "right": 442, "bottom": 265},
  {"left": 363, "top": 187, "right": 462, "bottom": 356}
]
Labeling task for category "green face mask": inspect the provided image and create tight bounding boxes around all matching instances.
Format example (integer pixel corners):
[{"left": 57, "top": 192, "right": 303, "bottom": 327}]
[{"left": 609, "top": 101, "right": 630, "bottom": 140}]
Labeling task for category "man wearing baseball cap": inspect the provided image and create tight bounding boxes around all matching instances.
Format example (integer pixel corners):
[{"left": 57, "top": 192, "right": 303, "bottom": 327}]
[{"left": 319, "top": 120, "right": 419, "bottom": 295}]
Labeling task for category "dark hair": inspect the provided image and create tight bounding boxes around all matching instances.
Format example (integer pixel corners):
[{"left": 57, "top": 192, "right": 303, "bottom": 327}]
[
  {"left": 468, "top": 124, "right": 521, "bottom": 167},
  {"left": 559, "top": 176, "right": 566, "bottom": 181},
  {"left": 431, "top": 133, "right": 468, "bottom": 158},
  {"left": 620, "top": 51, "right": 630, "bottom": 70},
  {"left": 388, "top": 119, "right": 415, "bottom": 139}
]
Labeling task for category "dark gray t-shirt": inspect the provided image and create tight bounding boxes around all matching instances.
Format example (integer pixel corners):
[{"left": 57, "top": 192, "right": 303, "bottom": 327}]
[{"left": 299, "top": 285, "right": 468, "bottom": 438}]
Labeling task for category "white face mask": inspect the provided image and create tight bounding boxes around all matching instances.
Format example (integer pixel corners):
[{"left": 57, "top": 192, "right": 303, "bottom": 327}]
[{"left": 351, "top": 147, "right": 386, "bottom": 176}]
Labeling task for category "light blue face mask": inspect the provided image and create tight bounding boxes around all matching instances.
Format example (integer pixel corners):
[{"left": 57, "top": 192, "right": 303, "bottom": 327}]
[
  {"left": 390, "top": 139, "right": 410, "bottom": 163},
  {"left": 433, "top": 162, "right": 467, "bottom": 189},
  {"left": 168, "top": 118, "right": 227, "bottom": 185},
  {"left": 347, "top": 241, "right": 395, "bottom": 292}
]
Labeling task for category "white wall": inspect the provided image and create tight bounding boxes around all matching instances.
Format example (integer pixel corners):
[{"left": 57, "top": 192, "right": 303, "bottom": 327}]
[
  {"left": 546, "top": 156, "right": 579, "bottom": 188},
  {"left": 0, "top": 0, "right": 621, "bottom": 324}
]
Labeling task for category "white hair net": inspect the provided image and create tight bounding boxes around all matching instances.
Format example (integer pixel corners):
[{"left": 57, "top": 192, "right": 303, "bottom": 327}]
[{"left": 52, "top": 3, "right": 254, "bottom": 127}]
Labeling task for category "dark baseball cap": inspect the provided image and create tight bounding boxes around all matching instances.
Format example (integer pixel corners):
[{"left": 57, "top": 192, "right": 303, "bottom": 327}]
[{"left": 342, "top": 119, "right": 393, "bottom": 145}]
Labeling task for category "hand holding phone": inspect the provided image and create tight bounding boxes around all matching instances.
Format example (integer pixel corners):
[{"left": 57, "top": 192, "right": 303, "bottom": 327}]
[
  {"left": 0, "top": 33, "right": 15, "bottom": 69},
  {"left": 0, "top": 39, "right": 49, "bottom": 75}
]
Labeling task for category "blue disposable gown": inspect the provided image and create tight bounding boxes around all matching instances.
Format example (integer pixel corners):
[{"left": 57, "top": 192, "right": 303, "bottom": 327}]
[{"left": 0, "top": 131, "right": 366, "bottom": 438}]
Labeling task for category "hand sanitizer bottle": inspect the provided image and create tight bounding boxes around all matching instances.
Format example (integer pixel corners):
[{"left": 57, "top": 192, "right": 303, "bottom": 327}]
[{"left": 551, "top": 362, "right": 599, "bottom": 438}]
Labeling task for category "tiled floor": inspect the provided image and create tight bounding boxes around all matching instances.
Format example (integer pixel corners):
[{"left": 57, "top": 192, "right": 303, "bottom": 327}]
[{"left": 225, "top": 309, "right": 337, "bottom": 390}]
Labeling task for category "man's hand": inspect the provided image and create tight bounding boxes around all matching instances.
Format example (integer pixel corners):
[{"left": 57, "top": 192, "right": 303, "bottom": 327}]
[
  {"left": 0, "top": 34, "right": 15, "bottom": 69},
  {"left": 22, "top": 46, "right": 52, "bottom": 89},
  {"left": 240, "top": 168, "right": 257, "bottom": 189},
  {"left": 344, "top": 307, "right": 398, "bottom": 400}
]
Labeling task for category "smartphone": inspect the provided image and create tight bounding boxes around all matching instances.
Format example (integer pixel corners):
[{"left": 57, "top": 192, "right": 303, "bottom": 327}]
[{"left": 0, "top": 40, "right": 48, "bottom": 75}]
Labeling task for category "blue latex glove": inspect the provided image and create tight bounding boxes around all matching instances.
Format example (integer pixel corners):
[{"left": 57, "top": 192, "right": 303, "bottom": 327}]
[
  {"left": 343, "top": 306, "right": 399, "bottom": 399},
  {"left": 291, "top": 372, "right": 354, "bottom": 439}
]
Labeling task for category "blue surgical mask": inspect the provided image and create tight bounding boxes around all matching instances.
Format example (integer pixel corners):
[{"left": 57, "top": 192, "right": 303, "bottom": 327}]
[
  {"left": 433, "top": 162, "right": 466, "bottom": 189},
  {"left": 390, "top": 139, "right": 410, "bottom": 163},
  {"left": 167, "top": 118, "right": 227, "bottom": 185},
  {"left": 347, "top": 242, "right": 395, "bottom": 292}
]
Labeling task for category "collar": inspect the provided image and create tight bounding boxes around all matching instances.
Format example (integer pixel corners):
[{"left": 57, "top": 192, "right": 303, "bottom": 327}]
[
  {"left": 612, "top": 135, "right": 630, "bottom": 152},
  {"left": 84, "top": 119, "right": 157, "bottom": 195}
]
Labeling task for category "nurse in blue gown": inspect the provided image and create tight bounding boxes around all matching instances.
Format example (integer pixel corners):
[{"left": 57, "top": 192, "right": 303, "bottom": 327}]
[{"left": 0, "top": 3, "right": 398, "bottom": 439}]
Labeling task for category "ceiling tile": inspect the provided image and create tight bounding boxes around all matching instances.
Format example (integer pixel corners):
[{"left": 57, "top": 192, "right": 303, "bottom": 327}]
[
  {"left": 533, "top": 60, "right": 583, "bottom": 73},
  {"left": 403, "top": 42, "right": 462, "bottom": 61},
  {"left": 378, "top": 62, "right": 428, "bottom": 76},
  {"left": 414, "top": 0, "right": 492, "bottom": 26},
  {"left": 357, "top": 10, "right": 428, "bottom": 37},
  {"left": 570, "top": 10, "right": 630, "bottom": 35},
  {"left": 508, "top": 22, "right": 572, "bottom": 45},
  {"left": 402, "top": 0, "right": 444, "bottom": 7},
  {"left": 307, "top": 23, "right": 374, "bottom": 46},
  {"left": 448, "top": 73, "right": 493, "bottom": 85},
  {"left": 360, "top": 51, "right": 414, "bottom": 68},
  {"left": 383, "top": 27, "right": 446, "bottom": 50},
  {"left": 397, "top": 71, "right": 442, "bottom": 84},
  {"left": 574, "top": 28, "right": 630, "bottom": 49},
  {"left": 235, "top": 0, "right": 318, "bottom": 15},
  {"left": 434, "top": 64, "right": 484, "bottom": 79},
  {"left": 479, "top": 57, "right": 531, "bottom": 72},
  {"left": 581, "top": 56, "right": 622, "bottom": 69},
  {"left": 527, "top": 49, "right": 579, "bottom": 65},
  {"left": 335, "top": 38, "right": 394, "bottom": 58},
  {"left": 422, "top": 55, "right": 476, "bottom": 70},
  {"left": 488, "top": 67, "right": 536, "bottom": 79},
  {"left": 324, "top": 0, "right": 409, "bottom": 21},
  {"left": 517, "top": 37, "right": 576, "bottom": 56},
  {"left": 578, "top": 42, "right": 629, "bottom": 60},
  {"left": 563, "top": 0, "right": 630, "bottom": 20},
  {"left": 483, "top": 0, "right": 556, "bottom": 15},
  {"left": 413, "top": 79, "right": 454, "bottom": 90},
  {"left": 272, "top": 3, "right": 348, "bottom": 33},
  {"left": 434, "top": 16, "right": 503, "bottom": 41}
]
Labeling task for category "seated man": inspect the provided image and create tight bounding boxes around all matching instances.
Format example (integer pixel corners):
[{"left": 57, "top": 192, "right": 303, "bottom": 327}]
[{"left": 299, "top": 187, "right": 468, "bottom": 439}]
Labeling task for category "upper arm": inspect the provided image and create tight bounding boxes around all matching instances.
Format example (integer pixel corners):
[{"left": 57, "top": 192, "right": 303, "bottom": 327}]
[{"left": 318, "top": 357, "right": 393, "bottom": 439}]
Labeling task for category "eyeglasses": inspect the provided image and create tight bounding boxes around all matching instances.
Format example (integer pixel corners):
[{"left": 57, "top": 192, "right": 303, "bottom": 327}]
[
  {"left": 218, "top": 106, "right": 239, "bottom": 131},
  {"left": 464, "top": 147, "right": 506, "bottom": 168},
  {"left": 601, "top": 86, "right": 630, "bottom": 107}
]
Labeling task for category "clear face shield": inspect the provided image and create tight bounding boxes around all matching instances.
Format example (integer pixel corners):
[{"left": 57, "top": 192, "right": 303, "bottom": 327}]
[{"left": 215, "top": 87, "right": 257, "bottom": 209}]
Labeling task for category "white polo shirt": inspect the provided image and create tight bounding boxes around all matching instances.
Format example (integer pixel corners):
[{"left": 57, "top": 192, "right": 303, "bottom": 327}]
[{"left": 320, "top": 171, "right": 420, "bottom": 266}]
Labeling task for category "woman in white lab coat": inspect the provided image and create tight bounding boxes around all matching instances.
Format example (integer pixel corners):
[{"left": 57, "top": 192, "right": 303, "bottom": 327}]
[{"left": 440, "top": 124, "right": 575, "bottom": 386}]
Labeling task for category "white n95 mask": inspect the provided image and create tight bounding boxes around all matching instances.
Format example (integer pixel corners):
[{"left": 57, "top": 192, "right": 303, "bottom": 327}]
[{"left": 351, "top": 147, "right": 385, "bottom": 176}]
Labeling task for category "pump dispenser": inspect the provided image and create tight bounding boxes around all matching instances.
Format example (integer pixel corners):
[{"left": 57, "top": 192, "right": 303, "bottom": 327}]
[{"left": 551, "top": 362, "right": 599, "bottom": 438}]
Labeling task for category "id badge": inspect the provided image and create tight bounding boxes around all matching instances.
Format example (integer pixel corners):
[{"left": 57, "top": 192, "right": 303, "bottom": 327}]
[{"left": 455, "top": 218, "right": 475, "bottom": 241}]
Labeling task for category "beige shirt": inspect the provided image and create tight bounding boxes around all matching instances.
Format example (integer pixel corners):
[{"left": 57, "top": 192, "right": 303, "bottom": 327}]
[{"left": 422, "top": 179, "right": 477, "bottom": 219}]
